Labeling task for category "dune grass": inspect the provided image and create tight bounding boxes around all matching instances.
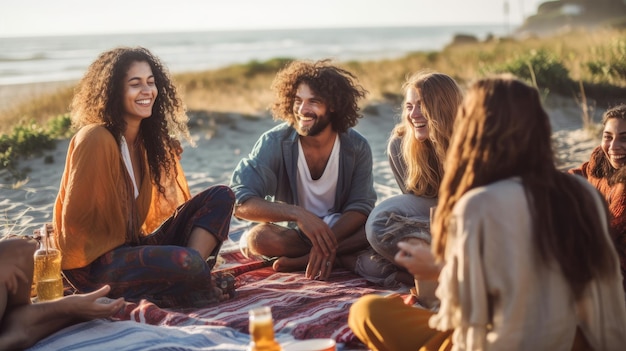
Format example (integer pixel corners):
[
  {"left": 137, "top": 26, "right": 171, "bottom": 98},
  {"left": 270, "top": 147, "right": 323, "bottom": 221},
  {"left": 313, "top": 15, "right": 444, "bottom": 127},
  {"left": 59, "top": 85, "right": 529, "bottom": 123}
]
[
  {"left": 1, "top": 27, "right": 625, "bottom": 179},
  {"left": 177, "top": 27, "right": 625, "bottom": 116}
]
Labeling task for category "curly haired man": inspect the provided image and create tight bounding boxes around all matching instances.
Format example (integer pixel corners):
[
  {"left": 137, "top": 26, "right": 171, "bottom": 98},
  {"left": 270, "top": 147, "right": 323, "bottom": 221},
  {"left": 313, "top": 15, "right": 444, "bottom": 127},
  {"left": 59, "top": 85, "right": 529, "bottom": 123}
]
[{"left": 230, "top": 59, "right": 376, "bottom": 281}]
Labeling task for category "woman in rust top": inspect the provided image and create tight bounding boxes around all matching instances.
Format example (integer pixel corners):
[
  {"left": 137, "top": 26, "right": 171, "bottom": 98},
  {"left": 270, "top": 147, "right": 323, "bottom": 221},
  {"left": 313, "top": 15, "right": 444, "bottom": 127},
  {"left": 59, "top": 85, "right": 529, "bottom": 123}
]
[
  {"left": 569, "top": 104, "right": 626, "bottom": 295},
  {"left": 53, "top": 47, "right": 236, "bottom": 308}
]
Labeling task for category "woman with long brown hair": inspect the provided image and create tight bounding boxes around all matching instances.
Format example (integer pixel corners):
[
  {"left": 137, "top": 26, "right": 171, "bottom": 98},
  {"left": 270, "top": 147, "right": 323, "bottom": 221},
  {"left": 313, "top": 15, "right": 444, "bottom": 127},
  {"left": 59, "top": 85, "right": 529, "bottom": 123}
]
[{"left": 349, "top": 75, "right": 626, "bottom": 350}]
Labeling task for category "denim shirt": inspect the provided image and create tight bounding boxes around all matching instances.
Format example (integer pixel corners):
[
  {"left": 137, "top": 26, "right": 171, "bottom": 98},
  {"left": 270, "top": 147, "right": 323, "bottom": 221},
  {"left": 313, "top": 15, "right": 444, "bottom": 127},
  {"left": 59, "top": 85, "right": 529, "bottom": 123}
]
[{"left": 230, "top": 122, "right": 377, "bottom": 216}]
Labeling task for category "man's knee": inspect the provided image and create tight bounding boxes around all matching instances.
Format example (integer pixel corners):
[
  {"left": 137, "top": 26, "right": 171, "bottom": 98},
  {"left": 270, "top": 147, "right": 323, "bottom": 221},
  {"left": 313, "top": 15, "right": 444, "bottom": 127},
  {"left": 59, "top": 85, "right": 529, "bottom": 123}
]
[
  {"left": 244, "top": 224, "right": 305, "bottom": 258},
  {"left": 246, "top": 224, "right": 271, "bottom": 250},
  {"left": 240, "top": 224, "right": 281, "bottom": 258}
]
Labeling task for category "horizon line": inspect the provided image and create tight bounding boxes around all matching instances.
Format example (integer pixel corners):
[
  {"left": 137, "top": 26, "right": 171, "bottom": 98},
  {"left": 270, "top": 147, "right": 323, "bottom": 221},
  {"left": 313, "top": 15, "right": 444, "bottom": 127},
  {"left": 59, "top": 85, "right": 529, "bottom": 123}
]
[{"left": 0, "top": 22, "right": 521, "bottom": 40}]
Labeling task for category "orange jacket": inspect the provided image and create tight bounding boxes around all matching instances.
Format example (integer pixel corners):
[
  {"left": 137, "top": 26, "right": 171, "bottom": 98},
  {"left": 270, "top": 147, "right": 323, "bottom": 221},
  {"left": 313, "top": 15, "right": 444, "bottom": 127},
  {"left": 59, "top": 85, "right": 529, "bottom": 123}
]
[{"left": 53, "top": 125, "right": 190, "bottom": 269}]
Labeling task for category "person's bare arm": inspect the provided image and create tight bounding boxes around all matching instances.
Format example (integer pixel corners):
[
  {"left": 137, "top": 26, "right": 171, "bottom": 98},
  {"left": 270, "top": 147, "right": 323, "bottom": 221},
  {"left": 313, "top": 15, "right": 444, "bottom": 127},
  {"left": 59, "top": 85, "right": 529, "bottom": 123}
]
[
  {"left": 235, "top": 197, "right": 337, "bottom": 257},
  {"left": 0, "top": 285, "right": 124, "bottom": 350},
  {"left": 329, "top": 211, "right": 367, "bottom": 243}
]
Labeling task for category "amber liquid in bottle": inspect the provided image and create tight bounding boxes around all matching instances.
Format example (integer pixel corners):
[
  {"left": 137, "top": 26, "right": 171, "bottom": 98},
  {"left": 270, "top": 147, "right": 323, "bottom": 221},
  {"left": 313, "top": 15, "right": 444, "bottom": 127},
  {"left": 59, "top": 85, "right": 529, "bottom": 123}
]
[
  {"left": 249, "top": 306, "right": 281, "bottom": 351},
  {"left": 33, "top": 225, "right": 63, "bottom": 301}
]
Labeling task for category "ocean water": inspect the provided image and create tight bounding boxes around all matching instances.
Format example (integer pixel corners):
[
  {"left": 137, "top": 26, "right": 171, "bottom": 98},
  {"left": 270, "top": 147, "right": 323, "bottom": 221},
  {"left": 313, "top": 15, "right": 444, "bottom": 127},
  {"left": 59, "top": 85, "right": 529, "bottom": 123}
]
[{"left": 0, "top": 25, "right": 508, "bottom": 86}]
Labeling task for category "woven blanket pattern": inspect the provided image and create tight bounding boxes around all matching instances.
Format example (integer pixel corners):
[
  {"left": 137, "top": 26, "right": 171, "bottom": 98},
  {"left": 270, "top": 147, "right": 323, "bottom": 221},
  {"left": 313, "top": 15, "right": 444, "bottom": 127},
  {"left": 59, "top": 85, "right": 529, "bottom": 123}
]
[{"left": 29, "top": 245, "right": 403, "bottom": 350}]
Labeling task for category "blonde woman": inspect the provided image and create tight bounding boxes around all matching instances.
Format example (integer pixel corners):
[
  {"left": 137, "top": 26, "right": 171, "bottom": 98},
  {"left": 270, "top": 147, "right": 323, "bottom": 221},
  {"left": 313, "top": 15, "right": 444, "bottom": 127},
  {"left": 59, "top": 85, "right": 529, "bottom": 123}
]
[{"left": 357, "top": 71, "right": 462, "bottom": 291}]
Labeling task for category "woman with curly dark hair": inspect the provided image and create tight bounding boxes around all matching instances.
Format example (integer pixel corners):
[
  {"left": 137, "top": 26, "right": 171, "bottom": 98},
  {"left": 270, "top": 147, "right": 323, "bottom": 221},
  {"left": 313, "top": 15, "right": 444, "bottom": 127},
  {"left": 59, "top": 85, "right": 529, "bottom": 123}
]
[
  {"left": 230, "top": 59, "right": 376, "bottom": 281},
  {"left": 570, "top": 103, "right": 626, "bottom": 296},
  {"left": 53, "top": 46, "right": 236, "bottom": 308}
]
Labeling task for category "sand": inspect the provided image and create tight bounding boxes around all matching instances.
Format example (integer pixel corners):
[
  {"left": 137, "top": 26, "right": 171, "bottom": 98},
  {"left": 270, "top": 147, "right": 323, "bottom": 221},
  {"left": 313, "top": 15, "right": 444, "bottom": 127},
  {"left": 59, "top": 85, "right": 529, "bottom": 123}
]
[{"left": 0, "top": 89, "right": 600, "bottom": 237}]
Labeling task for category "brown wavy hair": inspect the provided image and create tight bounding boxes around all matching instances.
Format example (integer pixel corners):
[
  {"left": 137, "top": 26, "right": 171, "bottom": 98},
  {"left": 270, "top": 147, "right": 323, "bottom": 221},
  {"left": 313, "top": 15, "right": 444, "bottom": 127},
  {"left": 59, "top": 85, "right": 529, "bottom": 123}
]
[
  {"left": 391, "top": 70, "right": 463, "bottom": 196},
  {"left": 589, "top": 104, "right": 626, "bottom": 185},
  {"left": 432, "top": 75, "right": 616, "bottom": 299},
  {"left": 270, "top": 59, "right": 367, "bottom": 133},
  {"left": 70, "top": 46, "right": 191, "bottom": 195}
]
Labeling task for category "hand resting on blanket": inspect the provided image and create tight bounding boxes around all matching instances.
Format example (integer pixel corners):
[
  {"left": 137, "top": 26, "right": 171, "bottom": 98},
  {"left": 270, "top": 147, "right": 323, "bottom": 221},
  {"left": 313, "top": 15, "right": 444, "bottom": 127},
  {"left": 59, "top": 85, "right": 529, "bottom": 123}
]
[{"left": 0, "top": 238, "right": 125, "bottom": 351}]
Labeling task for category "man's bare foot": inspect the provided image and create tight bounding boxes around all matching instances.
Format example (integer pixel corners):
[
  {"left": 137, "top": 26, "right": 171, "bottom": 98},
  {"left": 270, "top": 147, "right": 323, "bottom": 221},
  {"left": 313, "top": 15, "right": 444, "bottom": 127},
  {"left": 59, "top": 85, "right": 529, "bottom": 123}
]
[{"left": 272, "top": 256, "right": 308, "bottom": 272}]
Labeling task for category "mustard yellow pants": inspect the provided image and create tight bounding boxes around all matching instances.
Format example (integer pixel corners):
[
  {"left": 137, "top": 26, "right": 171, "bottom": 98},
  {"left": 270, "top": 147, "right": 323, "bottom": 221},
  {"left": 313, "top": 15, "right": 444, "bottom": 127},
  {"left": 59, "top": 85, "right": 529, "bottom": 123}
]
[
  {"left": 348, "top": 294, "right": 591, "bottom": 351},
  {"left": 348, "top": 294, "right": 452, "bottom": 351}
]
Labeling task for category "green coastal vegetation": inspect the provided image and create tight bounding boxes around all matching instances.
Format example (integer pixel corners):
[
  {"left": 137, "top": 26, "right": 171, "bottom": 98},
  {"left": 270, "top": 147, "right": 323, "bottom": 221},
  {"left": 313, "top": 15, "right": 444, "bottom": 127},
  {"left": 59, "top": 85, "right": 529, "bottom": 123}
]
[{"left": 1, "top": 21, "right": 626, "bottom": 180}]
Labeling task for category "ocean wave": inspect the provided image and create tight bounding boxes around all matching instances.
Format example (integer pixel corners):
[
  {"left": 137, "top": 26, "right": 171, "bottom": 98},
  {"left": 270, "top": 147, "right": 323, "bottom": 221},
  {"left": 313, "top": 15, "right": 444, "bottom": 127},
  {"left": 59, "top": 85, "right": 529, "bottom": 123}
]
[
  {"left": 0, "top": 52, "right": 48, "bottom": 62},
  {"left": 0, "top": 25, "right": 508, "bottom": 86}
]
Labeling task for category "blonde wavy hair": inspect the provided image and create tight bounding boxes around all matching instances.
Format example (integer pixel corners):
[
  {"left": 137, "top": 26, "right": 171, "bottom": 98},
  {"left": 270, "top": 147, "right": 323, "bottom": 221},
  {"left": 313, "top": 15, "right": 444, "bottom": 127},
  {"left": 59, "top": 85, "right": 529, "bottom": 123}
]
[{"left": 391, "top": 70, "right": 463, "bottom": 196}]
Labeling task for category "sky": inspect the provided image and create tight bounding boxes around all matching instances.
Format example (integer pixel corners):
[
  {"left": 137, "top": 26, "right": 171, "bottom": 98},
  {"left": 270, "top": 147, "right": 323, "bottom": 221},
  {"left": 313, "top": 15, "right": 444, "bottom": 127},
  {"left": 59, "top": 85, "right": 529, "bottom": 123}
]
[{"left": 0, "top": 0, "right": 545, "bottom": 38}]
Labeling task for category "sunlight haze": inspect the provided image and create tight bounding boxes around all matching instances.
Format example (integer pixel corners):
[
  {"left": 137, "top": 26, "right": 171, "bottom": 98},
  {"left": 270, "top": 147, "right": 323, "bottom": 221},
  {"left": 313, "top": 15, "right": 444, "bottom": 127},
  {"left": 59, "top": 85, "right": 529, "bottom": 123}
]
[{"left": 1, "top": 0, "right": 544, "bottom": 37}]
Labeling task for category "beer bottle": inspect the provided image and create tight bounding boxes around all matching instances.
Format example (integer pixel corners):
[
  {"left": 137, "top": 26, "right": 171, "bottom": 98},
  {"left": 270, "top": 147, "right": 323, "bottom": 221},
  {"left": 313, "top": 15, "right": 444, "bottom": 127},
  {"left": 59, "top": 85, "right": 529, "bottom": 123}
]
[
  {"left": 248, "top": 306, "right": 282, "bottom": 351},
  {"left": 33, "top": 224, "right": 63, "bottom": 301}
]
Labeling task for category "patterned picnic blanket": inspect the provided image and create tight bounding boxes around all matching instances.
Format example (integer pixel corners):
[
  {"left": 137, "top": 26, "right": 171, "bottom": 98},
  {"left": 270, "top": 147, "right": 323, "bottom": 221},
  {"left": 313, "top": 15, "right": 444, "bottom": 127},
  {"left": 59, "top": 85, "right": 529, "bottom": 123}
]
[{"left": 28, "top": 240, "right": 407, "bottom": 351}]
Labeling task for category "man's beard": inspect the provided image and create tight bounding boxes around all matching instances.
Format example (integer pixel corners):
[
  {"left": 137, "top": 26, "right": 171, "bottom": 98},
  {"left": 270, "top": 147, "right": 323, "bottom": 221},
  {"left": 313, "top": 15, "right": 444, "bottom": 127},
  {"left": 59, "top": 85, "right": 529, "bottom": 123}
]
[{"left": 296, "top": 112, "right": 331, "bottom": 136}]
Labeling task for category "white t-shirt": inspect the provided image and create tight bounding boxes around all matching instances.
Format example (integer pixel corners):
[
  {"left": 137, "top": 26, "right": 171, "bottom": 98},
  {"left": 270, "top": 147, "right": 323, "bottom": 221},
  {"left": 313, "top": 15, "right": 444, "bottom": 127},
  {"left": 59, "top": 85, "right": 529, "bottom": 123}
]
[
  {"left": 120, "top": 136, "right": 139, "bottom": 199},
  {"left": 296, "top": 134, "right": 340, "bottom": 219}
]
